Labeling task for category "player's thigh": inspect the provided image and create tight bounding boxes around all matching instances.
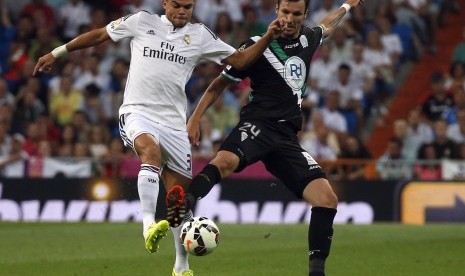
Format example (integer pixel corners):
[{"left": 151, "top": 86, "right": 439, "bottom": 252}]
[
  {"left": 133, "top": 134, "right": 162, "bottom": 164},
  {"left": 158, "top": 126, "right": 192, "bottom": 180},
  {"left": 209, "top": 150, "right": 241, "bottom": 178},
  {"left": 119, "top": 113, "right": 162, "bottom": 163},
  {"left": 263, "top": 140, "right": 326, "bottom": 199},
  {"left": 161, "top": 166, "right": 191, "bottom": 191}
]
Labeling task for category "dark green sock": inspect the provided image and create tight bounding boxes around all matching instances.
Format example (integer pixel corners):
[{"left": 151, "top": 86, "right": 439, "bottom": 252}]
[
  {"left": 308, "top": 207, "right": 337, "bottom": 275},
  {"left": 186, "top": 164, "right": 221, "bottom": 207},
  {"left": 309, "top": 259, "right": 325, "bottom": 276}
]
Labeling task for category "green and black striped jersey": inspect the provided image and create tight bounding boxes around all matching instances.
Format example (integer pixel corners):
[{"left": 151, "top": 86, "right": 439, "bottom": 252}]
[{"left": 221, "top": 25, "right": 323, "bottom": 131}]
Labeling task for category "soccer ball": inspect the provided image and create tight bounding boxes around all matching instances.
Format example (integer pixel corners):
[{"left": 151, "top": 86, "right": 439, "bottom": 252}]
[{"left": 180, "top": 216, "right": 220, "bottom": 256}]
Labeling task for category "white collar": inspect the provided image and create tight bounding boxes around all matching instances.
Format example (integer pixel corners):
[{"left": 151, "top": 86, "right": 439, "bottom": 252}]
[
  {"left": 160, "top": 15, "right": 188, "bottom": 32},
  {"left": 161, "top": 15, "right": 172, "bottom": 26}
]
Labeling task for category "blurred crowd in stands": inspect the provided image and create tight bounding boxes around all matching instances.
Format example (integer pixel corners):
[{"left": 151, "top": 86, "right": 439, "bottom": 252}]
[{"left": 0, "top": 0, "right": 463, "bottom": 180}]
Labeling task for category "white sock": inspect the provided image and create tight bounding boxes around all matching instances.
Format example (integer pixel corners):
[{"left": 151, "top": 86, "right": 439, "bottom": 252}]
[
  {"left": 172, "top": 210, "right": 193, "bottom": 273},
  {"left": 138, "top": 164, "right": 160, "bottom": 237}
]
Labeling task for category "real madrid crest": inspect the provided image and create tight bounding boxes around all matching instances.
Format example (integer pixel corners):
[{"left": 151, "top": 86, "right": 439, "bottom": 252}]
[{"left": 183, "top": 34, "right": 190, "bottom": 45}]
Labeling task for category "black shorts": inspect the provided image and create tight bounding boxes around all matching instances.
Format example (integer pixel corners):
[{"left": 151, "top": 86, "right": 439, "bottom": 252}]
[{"left": 219, "top": 119, "right": 326, "bottom": 198}]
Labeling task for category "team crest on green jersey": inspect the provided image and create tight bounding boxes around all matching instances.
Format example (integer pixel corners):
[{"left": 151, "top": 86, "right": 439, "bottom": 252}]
[{"left": 284, "top": 56, "right": 306, "bottom": 91}]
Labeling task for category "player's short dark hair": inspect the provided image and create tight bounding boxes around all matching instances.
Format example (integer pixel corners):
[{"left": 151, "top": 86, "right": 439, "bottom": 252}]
[
  {"left": 339, "top": 63, "right": 351, "bottom": 72},
  {"left": 277, "top": 0, "right": 310, "bottom": 12}
]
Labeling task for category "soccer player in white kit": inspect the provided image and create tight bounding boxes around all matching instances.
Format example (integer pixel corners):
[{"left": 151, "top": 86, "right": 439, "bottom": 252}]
[{"left": 33, "top": 1, "right": 285, "bottom": 275}]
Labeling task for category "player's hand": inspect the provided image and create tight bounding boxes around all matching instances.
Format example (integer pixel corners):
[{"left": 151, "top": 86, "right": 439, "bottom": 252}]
[
  {"left": 33, "top": 53, "right": 56, "bottom": 76},
  {"left": 345, "top": 0, "right": 366, "bottom": 7},
  {"left": 265, "top": 18, "right": 286, "bottom": 40},
  {"left": 187, "top": 118, "right": 201, "bottom": 147}
]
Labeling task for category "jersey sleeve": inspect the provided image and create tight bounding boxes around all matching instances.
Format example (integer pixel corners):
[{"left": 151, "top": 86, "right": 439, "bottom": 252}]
[
  {"left": 308, "top": 26, "right": 324, "bottom": 51},
  {"left": 199, "top": 25, "right": 236, "bottom": 64},
  {"left": 106, "top": 12, "right": 141, "bottom": 42},
  {"left": 220, "top": 39, "right": 254, "bottom": 83}
]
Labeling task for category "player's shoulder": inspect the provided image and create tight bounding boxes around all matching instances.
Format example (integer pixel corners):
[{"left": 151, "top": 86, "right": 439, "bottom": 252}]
[
  {"left": 130, "top": 10, "right": 165, "bottom": 30},
  {"left": 301, "top": 25, "right": 322, "bottom": 36},
  {"left": 136, "top": 10, "right": 161, "bottom": 21},
  {"left": 116, "top": 10, "right": 159, "bottom": 25},
  {"left": 184, "top": 21, "right": 204, "bottom": 31},
  {"left": 187, "top": 22, "right": 218, "bottom": 38},
  {"left": 233, "top": 36, "right": 257, "bottom": 51}
]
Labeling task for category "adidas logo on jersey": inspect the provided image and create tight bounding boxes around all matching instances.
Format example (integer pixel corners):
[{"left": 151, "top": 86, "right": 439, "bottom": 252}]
[
  {"left": 241, "top": 132, "right": 248, "bottom": 141},
  {"left": 146, "top": 30, "right": 155, "bottom": 35}
]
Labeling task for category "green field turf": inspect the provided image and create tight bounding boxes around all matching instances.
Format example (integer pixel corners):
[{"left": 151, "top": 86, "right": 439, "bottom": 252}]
[{"left": 0, "top": 223, "right": 464, "bottom": 276}]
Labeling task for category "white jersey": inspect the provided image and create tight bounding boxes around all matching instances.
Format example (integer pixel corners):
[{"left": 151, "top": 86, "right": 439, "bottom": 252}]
[{"left": 106, "top": 11, "right": 236, "bottom": 130}]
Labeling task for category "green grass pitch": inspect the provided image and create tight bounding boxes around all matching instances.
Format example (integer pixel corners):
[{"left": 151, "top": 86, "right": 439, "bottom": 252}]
[{"left": 1, "top": 223, "right": 464, "bottom": 275}]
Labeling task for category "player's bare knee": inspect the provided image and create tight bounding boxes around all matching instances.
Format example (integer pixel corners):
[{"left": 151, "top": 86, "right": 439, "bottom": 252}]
[
  {"left": 307, "top": 190, "right": 337, "bottom": 209},
  {"left": 303, "top": 179, "right": 338, "bottom": 209},
  {"left": 136, "top": 145, "right": 161, "bottom": 165},
  {"left": 324, "top": 190, "right": 338, "bottom": 209},
  {"left": 134, "top": 135, "right": 161, "bottom": 165},
  {"left": 211, "top": 155, "right": 238, "bottom": 178}
]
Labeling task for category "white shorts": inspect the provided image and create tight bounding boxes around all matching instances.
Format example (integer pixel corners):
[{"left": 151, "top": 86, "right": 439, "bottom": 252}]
[{"left": 119, "top": 113, "right": 192, "bottom": 179}]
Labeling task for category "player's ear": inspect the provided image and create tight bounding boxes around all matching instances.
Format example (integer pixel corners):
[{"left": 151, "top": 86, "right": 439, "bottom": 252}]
[{"left": 275, "top": 4, "right": 279, "bottom": 14}]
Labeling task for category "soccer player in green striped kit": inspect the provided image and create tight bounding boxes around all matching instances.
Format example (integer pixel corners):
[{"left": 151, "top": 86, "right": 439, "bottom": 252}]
[{"left": 167, "top": 0, "right": 366, "bottom": 275}]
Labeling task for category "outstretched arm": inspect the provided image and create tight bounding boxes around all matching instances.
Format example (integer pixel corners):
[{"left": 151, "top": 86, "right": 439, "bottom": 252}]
[
  {"left": 33, "top": 27, "right": 110, "bottom": 75},
  {"left": 320, "top": 0, "right": 365, "bottom": 38},
  {"left": 187, "top": 76, "right": 232, "bottom": 146},
  {"left": 223, "top": 18, "right": 285, "bottom": 70}
]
